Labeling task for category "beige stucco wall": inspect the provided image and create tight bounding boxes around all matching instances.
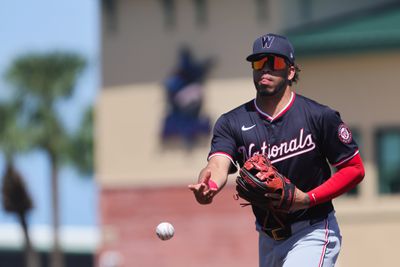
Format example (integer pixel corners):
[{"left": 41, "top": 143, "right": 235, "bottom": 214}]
[
  {"left": 335, "top": 196, "right": 400, "bottom": 267},
  {"left": 297, "top": 52, "right": 400, "bottom": 126}
]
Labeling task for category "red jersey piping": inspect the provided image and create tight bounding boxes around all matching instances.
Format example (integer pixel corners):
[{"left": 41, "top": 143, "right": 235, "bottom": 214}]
[
  {"left": 332, "top": 150, "right": 359, "bottom": 167},
  {"left": 208, "top": 152, "right": 235, "bottom": 165},
  {"left": 253, "top": 92, "right": 296, "bottom": 122}
]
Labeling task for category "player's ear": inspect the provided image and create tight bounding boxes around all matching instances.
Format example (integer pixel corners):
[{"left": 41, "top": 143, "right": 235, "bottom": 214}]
[{"left": 287, "top": 65, "right": 296, "bottom": 82}]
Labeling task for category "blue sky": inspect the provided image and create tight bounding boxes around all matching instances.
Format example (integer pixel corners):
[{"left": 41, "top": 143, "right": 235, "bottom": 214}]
[{"left": 0, "top": 0, "right": 99, "bottom": 226}]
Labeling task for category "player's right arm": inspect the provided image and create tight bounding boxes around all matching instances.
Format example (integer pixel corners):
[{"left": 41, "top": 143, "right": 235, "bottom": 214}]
[{"left": 188, "top": 155, "right": 231, "bottom": 205}]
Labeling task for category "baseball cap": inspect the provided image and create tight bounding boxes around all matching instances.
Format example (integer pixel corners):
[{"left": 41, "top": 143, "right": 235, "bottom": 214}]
[{"left": 246, "top": 33, "right": 295, "bottom": 64}]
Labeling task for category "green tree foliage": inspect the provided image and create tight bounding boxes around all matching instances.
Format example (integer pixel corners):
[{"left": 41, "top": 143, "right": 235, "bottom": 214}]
[
  {"left": 7, "top": 52, "right": 85, "bottom": 100},
  {"left": 7, "top": 53, "right": 86, "bottom": 164},
  {"left": 70, "top": 106, "right": 94, "bottom": 175},
  {"left": 0, "top": 102, "right": 30, "bottom": 159}
]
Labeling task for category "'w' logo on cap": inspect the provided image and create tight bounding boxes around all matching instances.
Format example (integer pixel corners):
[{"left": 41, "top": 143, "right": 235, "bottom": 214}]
[{"left": 261, "top": 36, "right": 274, "bottom": 48}]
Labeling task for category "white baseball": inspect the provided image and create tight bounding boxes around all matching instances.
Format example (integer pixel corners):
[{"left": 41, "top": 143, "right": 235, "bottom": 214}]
[{"left": 156, "top": 222, "right": 175, "bottom": 241}]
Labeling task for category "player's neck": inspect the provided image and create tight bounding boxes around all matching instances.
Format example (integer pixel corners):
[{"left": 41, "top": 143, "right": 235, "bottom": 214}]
[{"left": 256, "top": 87, "right": 293, "bottom": 118}]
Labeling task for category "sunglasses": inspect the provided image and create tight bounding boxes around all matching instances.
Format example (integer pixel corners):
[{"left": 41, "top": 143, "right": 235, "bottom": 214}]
[{"left": 251, "top": 55, "right": 288, "bottom": 71}]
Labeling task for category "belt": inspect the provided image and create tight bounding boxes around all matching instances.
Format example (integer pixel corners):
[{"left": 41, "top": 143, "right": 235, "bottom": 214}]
[
  {"left": 263, "top": 226, "right": 292, "bottom": 241},
  {"left": 261, "top": 214, "right": 329, "bottom": 241}
]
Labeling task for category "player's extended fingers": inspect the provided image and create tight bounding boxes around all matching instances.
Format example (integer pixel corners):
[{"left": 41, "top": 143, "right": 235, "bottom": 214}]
[
  {"left": 198, "top": 183, "right": 207, "bottom": 192},
  {"left": 188, "top": 182, "right": 206, "bottom": 192},
  {"left": 189, "top": 183, "right": 209, "bottom": 203},
  {"left": 188, "top": 184, "right": 200, "bottom": 192},
  {"left": 188, "top": 182, "right": 216, "bottom": 204},
  {"left": 203, "top": 188, "right": 218, "bottom": 198},
  {"left": 188, "top": 183, "right": 200, "bottom": 190},
  {"left": 203, "top": 188, "right": 217, "bottom": 202}
]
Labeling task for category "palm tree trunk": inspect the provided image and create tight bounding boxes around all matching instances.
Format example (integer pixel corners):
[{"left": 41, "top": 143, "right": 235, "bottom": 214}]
[
  {"left": 50, "top": 155, "right": 63, "bottom": 267},
  {"left": 18, "top": 211, "right": 40, "bottom": 267}
]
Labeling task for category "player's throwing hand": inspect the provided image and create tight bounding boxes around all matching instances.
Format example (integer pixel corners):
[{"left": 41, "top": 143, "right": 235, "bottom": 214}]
[{"left": 188, "top": 170, "right": 218, "bottom": 205}]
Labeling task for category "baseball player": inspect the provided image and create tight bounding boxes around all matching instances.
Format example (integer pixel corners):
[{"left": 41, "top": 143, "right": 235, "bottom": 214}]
[{"left": 188, "top": 33, "right": 365, "bottom": 267}]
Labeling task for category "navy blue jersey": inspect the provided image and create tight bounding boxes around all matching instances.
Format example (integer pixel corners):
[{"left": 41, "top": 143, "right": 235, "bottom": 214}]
[{"left": 208, "top": 92, "right": 359, "bottom": 224}]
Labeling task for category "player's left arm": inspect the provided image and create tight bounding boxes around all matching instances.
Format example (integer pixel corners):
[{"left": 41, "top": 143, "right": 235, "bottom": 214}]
[
  {"left": 289, "top": 154, "right": 365, "bottom": 211},
  {"left": 291, "top": 108, "right": 366, "bottom": 211},
  {"left": 306, "top": 153, "right": 365, "bottom": 207}
]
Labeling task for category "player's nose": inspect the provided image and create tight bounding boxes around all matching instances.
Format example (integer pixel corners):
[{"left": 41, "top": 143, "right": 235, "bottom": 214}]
[
  {"left": 260, "top": 68, "right": 273, "bottom": 75},
  {"left": 261, "top": 72, "right": 273, "bottom": 79}
]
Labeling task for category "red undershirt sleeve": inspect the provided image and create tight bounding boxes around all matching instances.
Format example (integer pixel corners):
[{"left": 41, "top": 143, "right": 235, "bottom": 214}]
[{"left": 307, "top": 153, "right": 365, "bottom": 207}]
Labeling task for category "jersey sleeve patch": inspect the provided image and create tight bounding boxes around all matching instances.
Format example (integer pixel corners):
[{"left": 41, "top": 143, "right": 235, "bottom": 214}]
[
  {"left": 320, "top": 108, "right": 358, "bottom": 166},
  {"left": 337, "top": 123, "right": 352, "bottom": 144}
]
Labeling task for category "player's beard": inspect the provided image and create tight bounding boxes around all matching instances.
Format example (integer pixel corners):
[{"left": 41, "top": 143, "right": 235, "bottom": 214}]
[{"left": 255, "top": 77, "right": 288, "bottom": 97}]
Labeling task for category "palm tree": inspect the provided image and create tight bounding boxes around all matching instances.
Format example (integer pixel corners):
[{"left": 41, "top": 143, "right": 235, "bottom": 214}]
[
  {"left": 0, "top": 101, "right": 40, "bottom": 267},
  {"left": 69, "top": 106, "right": 94, "bottom": 175},
  {"left": 6, "top": 52, "right": 86, "bottom": 267}
]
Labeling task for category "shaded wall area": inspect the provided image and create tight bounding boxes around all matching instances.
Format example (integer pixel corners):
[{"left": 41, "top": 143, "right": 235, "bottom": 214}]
[{"left": 0, "top": 250, "right": 93, "bottom": 267}]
